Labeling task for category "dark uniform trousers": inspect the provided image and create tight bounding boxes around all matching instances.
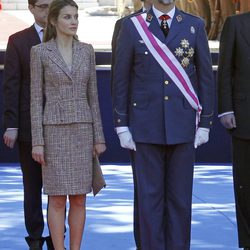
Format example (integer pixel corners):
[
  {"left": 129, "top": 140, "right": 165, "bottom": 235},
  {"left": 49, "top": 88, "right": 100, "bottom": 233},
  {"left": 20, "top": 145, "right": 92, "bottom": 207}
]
[{"left": 132, "top": 142, "right": 195, "bottom": 250}]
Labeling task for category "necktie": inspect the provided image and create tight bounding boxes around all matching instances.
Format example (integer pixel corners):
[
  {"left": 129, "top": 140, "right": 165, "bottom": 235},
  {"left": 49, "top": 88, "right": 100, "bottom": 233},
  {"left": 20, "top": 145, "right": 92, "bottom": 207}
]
[{"left": 159, "top": 14, "right": 170, "bottom": 37}]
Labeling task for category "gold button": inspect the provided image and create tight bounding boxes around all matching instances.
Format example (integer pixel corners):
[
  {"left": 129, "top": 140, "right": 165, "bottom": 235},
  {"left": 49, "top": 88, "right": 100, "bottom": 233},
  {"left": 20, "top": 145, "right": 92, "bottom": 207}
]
[
  {"left": 164, "top": 96, "right": 169, "bottom": 100},
  {"left": 164, "top": 80, "right": 169, "bottom": 85},
  {"left": 210, "top": 121, "right": 213, "bottom": 125},
  {"left": 133, "top": 103, "right": 137, "bottom": 106},
  {"left": 117, "top": 119, "right": 121, "bottom": 123}
]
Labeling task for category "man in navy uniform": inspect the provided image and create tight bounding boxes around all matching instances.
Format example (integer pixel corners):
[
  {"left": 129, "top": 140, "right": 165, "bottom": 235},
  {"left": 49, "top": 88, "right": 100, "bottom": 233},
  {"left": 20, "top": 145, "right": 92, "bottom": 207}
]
[
  {"left": 111, "top": 1, "right": 152, "bottom": 249},
  {"left": 112, "top": 0, "right": 214, "bottom": 249}
]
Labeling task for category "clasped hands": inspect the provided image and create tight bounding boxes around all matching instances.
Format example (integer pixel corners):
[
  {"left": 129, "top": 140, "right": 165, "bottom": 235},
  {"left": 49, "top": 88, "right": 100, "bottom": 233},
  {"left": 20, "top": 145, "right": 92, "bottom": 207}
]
[
  {"left": 117, "top": 127, "right": 210, "bottom": 150},
  {"left": 32, "top": 143, "right": 106, "bottom": 166}
]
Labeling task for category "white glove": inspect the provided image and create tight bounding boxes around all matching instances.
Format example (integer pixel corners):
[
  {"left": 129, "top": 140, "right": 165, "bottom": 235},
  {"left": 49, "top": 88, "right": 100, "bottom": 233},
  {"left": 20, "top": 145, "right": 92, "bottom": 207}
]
[
  {"left": 3, "top": 129, "right": 18, "bottom": 149},
  {"left": 117, "top": 130, "right": 136, "bottom": 151},
  {"left": 194, "top": 127, "right": 209, "bottom": 148}
]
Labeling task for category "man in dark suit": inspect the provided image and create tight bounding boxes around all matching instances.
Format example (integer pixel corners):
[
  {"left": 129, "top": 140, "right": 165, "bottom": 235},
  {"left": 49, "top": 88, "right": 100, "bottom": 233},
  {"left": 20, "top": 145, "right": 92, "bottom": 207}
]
[
  {"left": 218, "top": 12, "right": 250, "bottom": 250},
  {"left": 2, "top": 0, "right": 53, "bottom": 249},
  {"left": 111, "top": 1, "right": 152, "bottom": 249},
  {"left": 112, "top": 0, "right": 214, "bottom": 249}
]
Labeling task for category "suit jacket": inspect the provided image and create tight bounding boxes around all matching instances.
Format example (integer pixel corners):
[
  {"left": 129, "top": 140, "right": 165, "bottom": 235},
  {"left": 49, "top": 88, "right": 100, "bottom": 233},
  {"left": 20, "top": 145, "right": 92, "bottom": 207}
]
[
  {"left": 30, "top": 39, "right": 105, "bottom": 146},
  {"left": 111, "top": 9, "right": 143, "bottom": 91},
  {"left": 112, "top": 8, "right": 214, "bottom": 145},
  {"left": 3, "top": 25, "right": 41, "bottom": 142},
  {"left": 217, "top": 12, "right": 250, "bottom": 139}
]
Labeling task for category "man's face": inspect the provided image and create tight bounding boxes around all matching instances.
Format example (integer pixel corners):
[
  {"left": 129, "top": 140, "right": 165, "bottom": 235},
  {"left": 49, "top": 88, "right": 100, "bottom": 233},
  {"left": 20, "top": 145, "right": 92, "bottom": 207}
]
[
  {"left": 29, "top": 0, "right": 52, "bottom": 27},
  {"left": 157, "top": 0, "right": 175, "bottom": 5}
]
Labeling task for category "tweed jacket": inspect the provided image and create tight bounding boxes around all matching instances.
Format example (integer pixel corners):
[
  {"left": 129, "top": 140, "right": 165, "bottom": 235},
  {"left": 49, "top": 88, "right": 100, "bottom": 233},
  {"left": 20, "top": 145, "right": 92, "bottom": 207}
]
[{"left": 30, "top": 39, "right": 105, "bottom": 146}]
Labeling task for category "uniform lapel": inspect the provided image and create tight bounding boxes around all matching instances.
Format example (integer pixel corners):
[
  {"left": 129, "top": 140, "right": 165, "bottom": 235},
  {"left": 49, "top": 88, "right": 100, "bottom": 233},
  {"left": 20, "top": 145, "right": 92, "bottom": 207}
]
[
  {"left": 46, "top": 39, "right": 73, "bottom": 80},
  {"left": 165, "top": 8, "right": 184, "bottom": 44},
  {"left": 147, "top": 8, "right": 166, "bottom": 42}
]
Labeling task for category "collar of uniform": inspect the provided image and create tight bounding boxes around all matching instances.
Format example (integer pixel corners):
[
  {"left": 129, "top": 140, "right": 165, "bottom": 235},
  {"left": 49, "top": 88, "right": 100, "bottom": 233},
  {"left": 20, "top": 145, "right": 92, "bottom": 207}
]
[{"left": 152, "top": 5, "right": 175, "bottom": 26}]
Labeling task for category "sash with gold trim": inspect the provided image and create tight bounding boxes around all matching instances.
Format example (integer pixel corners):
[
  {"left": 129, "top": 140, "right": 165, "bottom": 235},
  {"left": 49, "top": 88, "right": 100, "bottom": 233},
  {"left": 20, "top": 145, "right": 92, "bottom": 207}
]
[{"left": 131, "top": 13, "right": 202, "bottom": 124}]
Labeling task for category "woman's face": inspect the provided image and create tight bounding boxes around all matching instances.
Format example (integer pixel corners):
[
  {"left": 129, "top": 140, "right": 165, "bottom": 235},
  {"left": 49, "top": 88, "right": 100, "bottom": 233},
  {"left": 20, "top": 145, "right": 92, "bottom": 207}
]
[{"left": 54, "top": 5, "right": 78, "bottom": 37}]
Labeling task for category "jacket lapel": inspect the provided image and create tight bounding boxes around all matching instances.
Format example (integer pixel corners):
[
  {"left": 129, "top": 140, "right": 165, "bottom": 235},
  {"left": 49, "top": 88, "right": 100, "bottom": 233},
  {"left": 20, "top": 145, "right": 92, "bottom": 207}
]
[
  {"left": 27, "top": 25, "right": 41, "bottom": 48},
  {"left": 165, "top": 8, "right": 184, "bottom": 44},
  {"left": 240, "top": 13, "right": 250, "bottom": 46},
  {"left": 46, "top": 39, "right": 73, "bottom": 80},
  {"left": 146, "top": 8, "right": 184, "bottom": 44},
  {"left": 71, "top": 40, "right": 83, "bottom": 74},
  {"left": 147, "top": 9, "right": 166, "bottom": 42}
]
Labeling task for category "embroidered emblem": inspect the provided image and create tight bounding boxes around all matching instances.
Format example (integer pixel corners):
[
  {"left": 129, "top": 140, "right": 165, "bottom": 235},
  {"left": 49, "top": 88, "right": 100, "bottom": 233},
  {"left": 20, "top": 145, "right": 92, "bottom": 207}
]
[
  {"left": 146, "top": 13, "right": 153, "bottom": 22},
  {"left": 181, "top": 57, "right": 190, "bottom": 68},
  {"left": 181, "top": 39, "right": 189, "bottom": 48},
  {"left": 190, "top": 26, "right": 195, "bottom": 34},
  {"left": 187, "top": 47, "right": 194, "bottom": 57},
  {"left": 176, "top": 15, "right": 182, "bottom": 22},
  {"left": 175, "top": 47, "right": 184, "bottom": 57},
  {"left": 174, "top": 39, "right": 194, "bottom": 68}
]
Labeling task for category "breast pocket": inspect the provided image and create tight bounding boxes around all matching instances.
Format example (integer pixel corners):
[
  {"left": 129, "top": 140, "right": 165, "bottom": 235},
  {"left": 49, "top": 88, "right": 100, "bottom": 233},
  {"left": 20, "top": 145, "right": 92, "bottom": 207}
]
[{"left": 134, "top": 45, "right": 151, "bottom": 73}]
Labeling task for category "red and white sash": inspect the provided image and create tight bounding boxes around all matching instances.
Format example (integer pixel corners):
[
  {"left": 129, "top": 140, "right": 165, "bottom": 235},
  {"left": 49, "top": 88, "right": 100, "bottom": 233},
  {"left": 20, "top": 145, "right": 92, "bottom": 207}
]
[{"left": 131, "top": 13, "right": 202, "bottom": 123}]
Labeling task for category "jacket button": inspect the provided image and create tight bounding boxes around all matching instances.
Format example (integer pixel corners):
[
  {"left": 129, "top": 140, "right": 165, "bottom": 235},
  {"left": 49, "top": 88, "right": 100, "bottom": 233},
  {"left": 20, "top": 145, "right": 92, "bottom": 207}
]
[
  {"left": 164, "top": 80, "right": 169, "bottom": 85},
  {"left": 164, "top": 96, "right": 169, "bottom": 100},
  {"left": 133, "top": 102, "right": 137, "bottom": 106},
  {"left": 117, "top": 119, "right": 121, "bottom": 123}
]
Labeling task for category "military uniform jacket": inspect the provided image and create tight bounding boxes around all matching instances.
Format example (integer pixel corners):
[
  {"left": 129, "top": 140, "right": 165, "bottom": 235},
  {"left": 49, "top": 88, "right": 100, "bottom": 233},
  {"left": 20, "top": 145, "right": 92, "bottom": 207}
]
[
  {"left": 218, "top": 12, "right": 250, "bottom": 139},
  {"left": 113, "top": 7, "right": 214, "bottom": 145},
  {"left": 30, "top": 39, "right": 105, "bottom": 146}
]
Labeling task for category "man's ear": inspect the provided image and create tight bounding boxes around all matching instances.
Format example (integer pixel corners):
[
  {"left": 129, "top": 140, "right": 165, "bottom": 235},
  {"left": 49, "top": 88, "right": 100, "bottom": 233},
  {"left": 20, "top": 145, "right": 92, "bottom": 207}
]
[{"left": 28, "top": 4, "right": 35, "bottom": 14}]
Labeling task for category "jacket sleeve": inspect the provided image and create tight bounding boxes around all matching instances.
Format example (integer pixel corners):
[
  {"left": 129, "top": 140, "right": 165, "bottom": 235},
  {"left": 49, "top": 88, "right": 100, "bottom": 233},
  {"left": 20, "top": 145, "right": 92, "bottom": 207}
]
[
  {"left": 194, "top": 19, "right": 215, "bottom": 128},
  {"left": 30, "top": 46, "right": 44, "bottom": 146},
  {"left": 87, "top": 44, "right": 105, "bottom": 144},
  {"left": 217, "top": 17, "right": 235, "bottom": 115},
  {"left": 3, "top": 36, "right": 21, "bottom": 129},
  {"left": 112, "top": 18, "right": 134, "bottom": 127}
]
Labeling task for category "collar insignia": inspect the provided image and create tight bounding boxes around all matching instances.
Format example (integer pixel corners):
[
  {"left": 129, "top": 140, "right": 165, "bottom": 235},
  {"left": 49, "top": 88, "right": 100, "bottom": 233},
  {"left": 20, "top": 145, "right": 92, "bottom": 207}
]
[
  {"left": 146, "top": 13, "right": 153, "bottom": 22},
  {"left": 176, "top": 15, "right": 183, "bottom": 22}
]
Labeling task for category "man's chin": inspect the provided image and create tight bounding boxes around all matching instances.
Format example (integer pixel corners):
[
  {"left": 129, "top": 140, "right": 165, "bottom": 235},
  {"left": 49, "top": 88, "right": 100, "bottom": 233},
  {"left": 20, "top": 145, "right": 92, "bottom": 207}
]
[{"left": 158, "top": 0, "right": 174, "bottom": 5}]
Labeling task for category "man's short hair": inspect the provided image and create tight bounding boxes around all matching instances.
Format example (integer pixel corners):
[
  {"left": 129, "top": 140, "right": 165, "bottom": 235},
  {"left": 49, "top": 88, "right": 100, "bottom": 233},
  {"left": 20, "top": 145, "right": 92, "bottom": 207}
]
[{"left": 28, "top": 0, "right": 38, "bottom": 6}]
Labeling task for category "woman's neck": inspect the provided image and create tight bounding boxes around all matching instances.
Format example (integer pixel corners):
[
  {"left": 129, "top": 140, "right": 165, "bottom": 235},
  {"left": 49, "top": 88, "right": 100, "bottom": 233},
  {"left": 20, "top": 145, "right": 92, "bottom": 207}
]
[{"left": 56, "top": 34, "right": 73, "bottom": 49}]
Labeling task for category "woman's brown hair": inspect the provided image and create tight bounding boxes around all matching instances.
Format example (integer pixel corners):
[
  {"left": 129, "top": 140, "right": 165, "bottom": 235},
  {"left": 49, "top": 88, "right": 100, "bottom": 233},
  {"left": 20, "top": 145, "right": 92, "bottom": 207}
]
[{"left": 43, "top": 0, "right": 78, "bottom": 42}]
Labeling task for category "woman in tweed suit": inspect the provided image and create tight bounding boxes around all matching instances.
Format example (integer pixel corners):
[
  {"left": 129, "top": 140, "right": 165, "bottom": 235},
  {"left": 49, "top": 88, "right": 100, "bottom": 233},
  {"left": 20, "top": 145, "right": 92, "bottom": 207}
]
[{"left": 30, "top": 0, "right": 106, "bottom": 248}]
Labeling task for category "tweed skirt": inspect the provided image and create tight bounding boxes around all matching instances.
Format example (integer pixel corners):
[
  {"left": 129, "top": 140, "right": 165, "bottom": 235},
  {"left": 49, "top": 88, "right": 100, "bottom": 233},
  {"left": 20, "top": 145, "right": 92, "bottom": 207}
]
[{"left": 43, "top": 123, "right": 93, "bottom": 195}]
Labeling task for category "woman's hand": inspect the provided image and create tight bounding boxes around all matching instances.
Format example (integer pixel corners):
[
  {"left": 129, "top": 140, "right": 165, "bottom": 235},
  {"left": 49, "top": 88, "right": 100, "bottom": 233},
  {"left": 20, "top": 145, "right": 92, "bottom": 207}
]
[
  {"left": 93, "top": 143, "right": 106, "bottom": 157},
  {"left": 32, "top": 145, "right": 45, "bottom": 166}
]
